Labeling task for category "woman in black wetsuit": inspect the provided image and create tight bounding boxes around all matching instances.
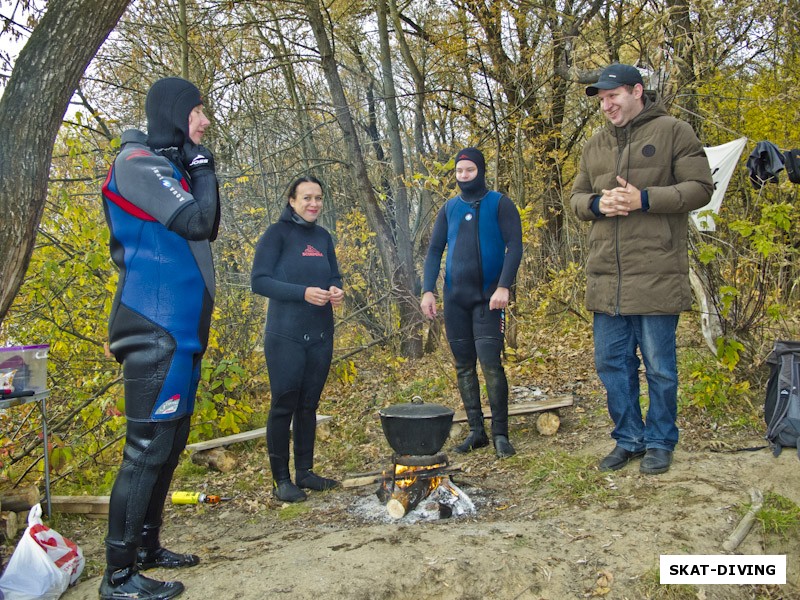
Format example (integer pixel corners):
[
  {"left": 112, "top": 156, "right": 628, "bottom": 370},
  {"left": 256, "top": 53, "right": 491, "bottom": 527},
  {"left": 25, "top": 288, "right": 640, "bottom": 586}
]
[{"left": 251, "top": 176, "right": 344, "bottom": 502}]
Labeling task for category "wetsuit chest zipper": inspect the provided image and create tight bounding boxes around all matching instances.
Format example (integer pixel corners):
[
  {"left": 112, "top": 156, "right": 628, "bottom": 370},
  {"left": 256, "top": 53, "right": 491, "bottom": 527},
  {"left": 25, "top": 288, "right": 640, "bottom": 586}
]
[{"left": 474, "top": 199, "right": 484, "bottom": 299}]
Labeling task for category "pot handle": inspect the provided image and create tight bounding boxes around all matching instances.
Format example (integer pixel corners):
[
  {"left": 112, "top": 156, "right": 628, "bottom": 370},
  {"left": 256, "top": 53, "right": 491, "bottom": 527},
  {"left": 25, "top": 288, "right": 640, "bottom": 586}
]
[{"left": 411, "top": 395, "right": 423, "bottom": 404}]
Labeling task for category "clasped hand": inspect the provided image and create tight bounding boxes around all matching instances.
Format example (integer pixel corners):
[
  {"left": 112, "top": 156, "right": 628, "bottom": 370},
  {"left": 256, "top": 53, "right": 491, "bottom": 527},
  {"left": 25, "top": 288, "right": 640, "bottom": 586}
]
[
  {"left": 599, "top": 176, "right": 641, "bottom": 217},
  {"left": 305, "top": 286, "right": 344, "bottom": 307}
]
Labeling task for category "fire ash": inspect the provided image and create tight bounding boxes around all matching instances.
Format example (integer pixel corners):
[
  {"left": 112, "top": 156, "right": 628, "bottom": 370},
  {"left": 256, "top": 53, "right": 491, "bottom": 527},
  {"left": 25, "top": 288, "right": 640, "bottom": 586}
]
[{"left": 377, "top": 463, "right": 475, "bottom": 520}]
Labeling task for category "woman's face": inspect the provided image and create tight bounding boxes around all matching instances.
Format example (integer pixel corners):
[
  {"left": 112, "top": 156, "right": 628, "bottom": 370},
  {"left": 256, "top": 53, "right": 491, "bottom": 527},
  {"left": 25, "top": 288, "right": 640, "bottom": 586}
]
[{"left": 289, "top": 182, "right": 323, "bottom": 222}]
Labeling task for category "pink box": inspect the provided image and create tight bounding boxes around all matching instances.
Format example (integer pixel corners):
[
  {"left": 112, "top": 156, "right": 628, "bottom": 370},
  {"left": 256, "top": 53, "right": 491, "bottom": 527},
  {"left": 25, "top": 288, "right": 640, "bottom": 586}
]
[{"left": 0, "top": 344, "right": 49, "bottom": 393}]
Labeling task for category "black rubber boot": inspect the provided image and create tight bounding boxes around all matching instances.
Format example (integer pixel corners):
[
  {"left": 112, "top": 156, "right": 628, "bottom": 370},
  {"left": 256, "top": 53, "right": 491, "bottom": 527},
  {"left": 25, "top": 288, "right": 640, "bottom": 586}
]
[
  {"left": 273, "top": 479, "right": 307, "bottom": 502},
  {"left": 296, "top": 469, "right": 340, "bottom": 491},
  {"left": 267, "top": 390, "right": 303, "bottom": 501},
  {"left": 99, "top": 566, "right": 184, "bottom": 600},
  {"left": 102, "top": 540, "right": 184, "bottom": 600},
  {"left": 484, "top": 366, "right": 514, "bottom": 457},
  {"left": 493, "top": 435, "right": 516, "bottom": 458},
  {"left": 137, "top": 524, "right": 199, "bottom": 570},
  {"left": 453, "top": 365, "right": 489, "bottom": 453}
]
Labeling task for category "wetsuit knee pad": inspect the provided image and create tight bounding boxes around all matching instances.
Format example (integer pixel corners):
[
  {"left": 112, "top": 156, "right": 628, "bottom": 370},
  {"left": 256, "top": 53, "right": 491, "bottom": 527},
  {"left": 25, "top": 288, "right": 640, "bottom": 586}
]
[
  {"left": 270, "top": 389, "right": 301, "bottom": 419},
  {"left": 475, "top": 337, "right": 504, "bottom": 369},
  {"left": 107, "top": 419, "right": 187, "bottom": 543}
]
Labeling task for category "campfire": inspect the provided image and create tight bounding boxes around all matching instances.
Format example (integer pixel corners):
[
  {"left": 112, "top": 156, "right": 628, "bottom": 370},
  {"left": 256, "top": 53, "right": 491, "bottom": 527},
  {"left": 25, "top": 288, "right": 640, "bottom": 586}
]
[{"left": 376, "top": 398, "right": 475, "bottom": 519}]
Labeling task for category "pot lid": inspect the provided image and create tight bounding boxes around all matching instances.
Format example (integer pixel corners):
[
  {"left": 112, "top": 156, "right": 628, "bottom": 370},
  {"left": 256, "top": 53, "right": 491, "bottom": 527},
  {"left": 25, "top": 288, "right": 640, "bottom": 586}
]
[{"left": 379, "top": 401, "right": 454, "bottom": 419}]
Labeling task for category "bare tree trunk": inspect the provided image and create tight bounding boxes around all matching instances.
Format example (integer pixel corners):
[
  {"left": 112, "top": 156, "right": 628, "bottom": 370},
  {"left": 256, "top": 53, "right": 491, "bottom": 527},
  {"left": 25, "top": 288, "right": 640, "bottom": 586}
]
[
  {"left": 376, "top": 0, "right": 422, "bottom": 358},
  {"left": 0, "top": 0, "right": 132, "bottom": 327},
  {"left": 179, "top": 0, "right": 189, "bottom": 79},
  {"left": 302, "top": 0, "right": 422, "bottom": 357}
]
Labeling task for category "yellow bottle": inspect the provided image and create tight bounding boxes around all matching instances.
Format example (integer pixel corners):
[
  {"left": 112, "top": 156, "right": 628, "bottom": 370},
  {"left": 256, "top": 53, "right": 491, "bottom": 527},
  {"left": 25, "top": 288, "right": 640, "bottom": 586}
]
[
  {"left": 171, "top": 491, "right": 224, "bottom": 504},
  {"left": 171, "top": 491, "right": 206, "bottom": 504}
]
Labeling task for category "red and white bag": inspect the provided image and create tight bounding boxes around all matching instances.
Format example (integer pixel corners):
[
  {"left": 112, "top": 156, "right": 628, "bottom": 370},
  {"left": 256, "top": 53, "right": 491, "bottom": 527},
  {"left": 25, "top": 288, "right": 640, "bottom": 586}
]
[{"left": 0, "top": 503, "right": 85, "bottom": 599}]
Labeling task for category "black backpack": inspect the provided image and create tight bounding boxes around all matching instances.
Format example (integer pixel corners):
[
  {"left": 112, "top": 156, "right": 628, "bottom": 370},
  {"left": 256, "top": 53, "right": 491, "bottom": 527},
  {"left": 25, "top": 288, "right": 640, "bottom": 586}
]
[
  {"left": 783, "top": 149, "right": 800, "bottom": 184},
  {"left": 764, "top": 340, "right": 800, "bottom": 458}
]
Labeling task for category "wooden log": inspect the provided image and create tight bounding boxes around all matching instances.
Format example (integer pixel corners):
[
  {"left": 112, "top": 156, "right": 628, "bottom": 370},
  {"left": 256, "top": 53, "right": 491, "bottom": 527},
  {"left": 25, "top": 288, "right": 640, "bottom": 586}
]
[
  {"left": 0, "top": 510, "right": 19, "bottom": 540},
  {"left": 722, "top": 488, "right": 764, "bottom": 552},
  {"left": 50, "top": 495, "right": 110, "bottom": 515},
  {"left": 343, "top": 465, "right": 462, "bottom": 489},
  {"left": 452, "top": 396, "right": 573, "bottom": 423},
  {"left": 190, "top": 446, "right": 237, "bottom": 473},
  {"left": 0, "top": 484, "right": 40, "bottom": 512},
  {"left": 536, "top": 411, "right": 561, "bottom": 436},
  {"left": 384, "top": 478, "right": 436, "bottom": 519},
  {"left": 185, "top": 415, "right": 332, "bottom": 453}
]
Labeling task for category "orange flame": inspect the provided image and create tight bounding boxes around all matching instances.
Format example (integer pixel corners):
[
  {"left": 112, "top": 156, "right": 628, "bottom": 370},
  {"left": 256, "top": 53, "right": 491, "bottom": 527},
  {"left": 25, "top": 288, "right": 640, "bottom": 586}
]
[{"left": 391, "top": 463, "right": 447, "bottom": 493}]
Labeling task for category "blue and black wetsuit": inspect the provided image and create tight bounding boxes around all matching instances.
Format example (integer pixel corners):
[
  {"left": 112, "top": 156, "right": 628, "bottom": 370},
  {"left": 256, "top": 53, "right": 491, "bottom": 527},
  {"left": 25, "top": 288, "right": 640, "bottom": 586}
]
[
  {"left": 101, "top": 77, "right": 220, "bottom": 575},
  {"left": 423, "top": 184, "right": 522, "bottom": 440},
  {"left": 251, "top": 206, "right": 342, "bottom": 482}
]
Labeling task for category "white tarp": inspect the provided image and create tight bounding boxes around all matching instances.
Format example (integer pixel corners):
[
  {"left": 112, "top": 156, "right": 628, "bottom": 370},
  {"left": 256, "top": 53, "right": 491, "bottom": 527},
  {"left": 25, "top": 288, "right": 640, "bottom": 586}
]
[{"left": 691, "top": 137, "right": 748, "bottom": 232}]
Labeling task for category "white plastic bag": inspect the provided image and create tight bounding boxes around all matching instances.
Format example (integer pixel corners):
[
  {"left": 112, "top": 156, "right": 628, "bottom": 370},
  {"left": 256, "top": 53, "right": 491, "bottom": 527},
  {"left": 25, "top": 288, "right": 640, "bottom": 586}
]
[{"left": 0, "top": 503, "right": 85, "bottom": 600}]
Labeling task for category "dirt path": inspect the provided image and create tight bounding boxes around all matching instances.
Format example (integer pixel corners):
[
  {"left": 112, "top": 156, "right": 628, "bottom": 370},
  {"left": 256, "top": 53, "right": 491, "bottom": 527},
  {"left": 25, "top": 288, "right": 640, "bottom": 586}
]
[{"left": 59, "top": 398, "right": 800, "bottom": 600}]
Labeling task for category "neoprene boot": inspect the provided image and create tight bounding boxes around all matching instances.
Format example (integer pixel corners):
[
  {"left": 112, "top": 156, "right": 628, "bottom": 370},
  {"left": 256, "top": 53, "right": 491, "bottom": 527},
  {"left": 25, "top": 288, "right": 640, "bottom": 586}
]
[
  {"left": 296, "top": 469, "right": 340, "bottom": 491},
  {"left": 268, "top": 391, "right": 307, "bottom": 502},
  {"left": 453, "top": 364, "right": 489, "bottom": 453},
  {"left": 272, "top": 478, "right": 307, "bottom": 502},
  {"left": 293, "top": 404, "right": 340, "bottom": 491},
  {"left": 484, "top": 365, "right": 515, "bottom": 458},
  {"left": 137, "top": 523, "right": 200, "bottom": 570},
  {"left": 101, "top": 540, "right": 184, "bottom": 600}
]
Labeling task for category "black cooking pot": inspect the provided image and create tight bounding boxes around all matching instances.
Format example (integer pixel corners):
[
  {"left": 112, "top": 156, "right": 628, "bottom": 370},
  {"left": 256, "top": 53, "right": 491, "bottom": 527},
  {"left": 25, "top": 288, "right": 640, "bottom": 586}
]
[{"left": 378, "top": 397, "right": 454, "bottom": 455}]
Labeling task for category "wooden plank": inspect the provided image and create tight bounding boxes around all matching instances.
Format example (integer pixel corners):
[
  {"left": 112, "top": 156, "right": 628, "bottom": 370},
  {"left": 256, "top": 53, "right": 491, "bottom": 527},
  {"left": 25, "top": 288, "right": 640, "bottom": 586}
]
[
  {"left": 452, "top": 395, "right": 573, "bottom": 423},
  {"left": 50, "top": 495, "right": 110, "bottom": 515},
  {"left": 185, "top": 415, "right": 332, "bottom": 453}
]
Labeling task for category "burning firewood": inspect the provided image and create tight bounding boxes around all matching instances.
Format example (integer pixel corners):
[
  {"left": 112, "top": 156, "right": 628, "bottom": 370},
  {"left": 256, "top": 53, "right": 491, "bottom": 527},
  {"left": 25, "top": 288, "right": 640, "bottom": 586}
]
[
  {"left": 385, "top": 480, "right": 434, "bottom": 519},
  {"left": 379, "top": 468, "right": 444, "bottom": 519}
]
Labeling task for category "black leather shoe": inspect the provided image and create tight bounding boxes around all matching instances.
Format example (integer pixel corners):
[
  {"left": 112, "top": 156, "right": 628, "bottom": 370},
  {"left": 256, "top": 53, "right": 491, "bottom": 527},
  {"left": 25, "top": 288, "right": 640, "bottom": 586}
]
[
  {"left": 273, "top": 479, "right": 307, "bottom": 502},
  {"left": 296, "top": 470, "right": 340, "bottom": 491},
  {"left": 137, "top": 547, "right": 200, "bottom": 570},
  {"left": 640, "top": 448, "right": 673, "bottom": 474},
  {"left": 598, "top": 446, "right": 646, "bottom": 471},
  {"left": 454, "top": 429, "right": 490, "bottom": 453},
  {"left": 99, "top": 566, "right": 184, "bottom": 600},
  {"left": 494, "top": 435, "right": 516, "bottom": 458}
]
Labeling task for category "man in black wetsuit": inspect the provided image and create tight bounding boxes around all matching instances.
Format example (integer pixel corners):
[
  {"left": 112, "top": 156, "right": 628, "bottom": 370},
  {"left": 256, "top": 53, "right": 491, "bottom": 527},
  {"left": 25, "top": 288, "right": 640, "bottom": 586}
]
[
  {"left": 100, "top": 77, "right": 220, "bottom": 600},
  {"left": 421, "top": 148, "right": 523, "bottom": 458}
]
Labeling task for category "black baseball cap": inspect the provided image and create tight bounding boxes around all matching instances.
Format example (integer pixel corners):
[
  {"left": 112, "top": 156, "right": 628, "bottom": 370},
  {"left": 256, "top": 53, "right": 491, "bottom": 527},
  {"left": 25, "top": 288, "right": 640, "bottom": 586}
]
[{"left": 585, "top": 64, "right": 643, "bottom": 96}]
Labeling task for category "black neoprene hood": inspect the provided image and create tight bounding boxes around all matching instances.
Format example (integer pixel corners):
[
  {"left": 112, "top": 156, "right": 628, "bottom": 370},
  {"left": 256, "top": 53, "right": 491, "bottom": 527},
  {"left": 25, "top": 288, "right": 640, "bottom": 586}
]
[
  {"left": 455, "top": 147, "right": 488, "bottom": 200},
  {"left": 145, "top": 77, "right": 203, "bottom": 149}
]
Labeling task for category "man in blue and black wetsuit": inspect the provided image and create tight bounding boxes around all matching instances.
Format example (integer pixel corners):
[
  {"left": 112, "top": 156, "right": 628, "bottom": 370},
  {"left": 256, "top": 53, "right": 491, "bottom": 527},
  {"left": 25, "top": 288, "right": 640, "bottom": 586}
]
[
  {"left": 421, "top": 148, "right": 523, "bottom": 458},
  {"left": 99, "top": 77, "right": 220, "bottom": 600}
]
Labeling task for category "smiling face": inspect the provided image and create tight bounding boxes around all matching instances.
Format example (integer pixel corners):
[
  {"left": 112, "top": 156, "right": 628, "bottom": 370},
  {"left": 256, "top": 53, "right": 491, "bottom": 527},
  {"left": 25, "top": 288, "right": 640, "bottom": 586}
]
[
  {"left": 597, "top": 84, "right": 644, "bottom": 128},
  {"left": 289, "top": 181, "right": 323, "bottom": 222},
  {"left": 188, "top": 105, "right": 210, "bottom": 144}
]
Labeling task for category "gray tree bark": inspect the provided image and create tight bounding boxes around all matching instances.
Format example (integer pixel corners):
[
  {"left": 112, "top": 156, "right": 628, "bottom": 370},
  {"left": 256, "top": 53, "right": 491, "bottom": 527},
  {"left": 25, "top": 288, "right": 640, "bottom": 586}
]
[
  {"left": 0, "top": 0, "right": 132, "bottom": 326},
  {"left": 302, "top": 0, "right": 423, "bottom": 357}
]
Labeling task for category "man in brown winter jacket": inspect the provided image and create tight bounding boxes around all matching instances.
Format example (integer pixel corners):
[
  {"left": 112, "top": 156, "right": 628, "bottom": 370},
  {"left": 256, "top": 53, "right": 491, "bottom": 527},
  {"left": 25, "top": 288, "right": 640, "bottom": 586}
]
[{"left": 570, "top": 63, "right": 713, "bottom": 475}]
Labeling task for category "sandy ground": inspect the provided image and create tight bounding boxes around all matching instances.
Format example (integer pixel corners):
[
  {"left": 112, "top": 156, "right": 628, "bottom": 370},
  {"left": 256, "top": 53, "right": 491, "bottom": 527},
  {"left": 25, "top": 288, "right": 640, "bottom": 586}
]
[{"left": 54, "top": 397, "right": 800, "bottom": 600}]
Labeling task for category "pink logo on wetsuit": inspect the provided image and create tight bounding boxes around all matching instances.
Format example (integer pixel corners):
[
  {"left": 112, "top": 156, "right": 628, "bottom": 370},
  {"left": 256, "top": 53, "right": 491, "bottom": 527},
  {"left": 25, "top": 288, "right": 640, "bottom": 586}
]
[{"left": 302, "top": 245, "right": 324, "bottom": 257}]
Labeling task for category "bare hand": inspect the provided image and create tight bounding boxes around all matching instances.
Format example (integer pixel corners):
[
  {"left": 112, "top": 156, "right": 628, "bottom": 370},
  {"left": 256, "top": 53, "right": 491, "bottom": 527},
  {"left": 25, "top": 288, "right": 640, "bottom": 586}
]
[
  {"left": 421, "top": 291, "right": 437, "bottom": 319},
  {"left": 599, "top": 176, "right": 642, "bottom": 216},
  {"left": 329, "top": 285, "right": 344, "bottom": 307},
  {"left": 489, "top": 287, "right": 510, "bottom": 310},
  {"left": 304, "top": 286, "right": 332, "bottom": 306}
]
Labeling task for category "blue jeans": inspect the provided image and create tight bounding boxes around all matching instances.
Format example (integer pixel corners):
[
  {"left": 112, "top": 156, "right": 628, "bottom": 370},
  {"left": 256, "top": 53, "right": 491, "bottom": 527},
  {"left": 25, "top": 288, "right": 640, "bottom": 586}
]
[{"left": 593, "top": 313, "right": 680, "bottom": 452}]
